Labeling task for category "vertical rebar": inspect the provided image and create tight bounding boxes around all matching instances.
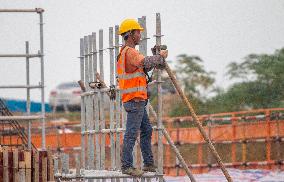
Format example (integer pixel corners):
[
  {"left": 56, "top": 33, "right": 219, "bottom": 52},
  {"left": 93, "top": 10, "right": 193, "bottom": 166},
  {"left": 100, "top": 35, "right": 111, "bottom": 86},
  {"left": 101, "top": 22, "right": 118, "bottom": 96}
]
[
  {"left": 155, "top": 13, "right": 163, "bottom": 181},
  {"left": 39, "top": 11, "right": 46, "bottom": 150},
  {"left": 80, "top": 38, "right": 86, "bottom": 168},
  {"left": 25, "top": 41, "right": 31, "bottom": 150},
  {"left": 92, "top": 32, "right": 101, "bottom": 170},
  {"left": 99, "top": 29, "right": 106, "bottom": 170},
  {"left": 88, "top": 34, "right": 95, "bottom": 169},
  {"left": 109, "top": 27, "right": 116, "bottom": 172}
]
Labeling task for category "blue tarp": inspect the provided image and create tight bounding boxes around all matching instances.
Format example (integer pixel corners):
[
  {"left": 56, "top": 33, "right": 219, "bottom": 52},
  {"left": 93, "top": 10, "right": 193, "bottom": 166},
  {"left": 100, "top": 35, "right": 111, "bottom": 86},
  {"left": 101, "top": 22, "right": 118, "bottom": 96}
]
[{"left": 2, "top": 98, "right": 51, "bottom": 113}]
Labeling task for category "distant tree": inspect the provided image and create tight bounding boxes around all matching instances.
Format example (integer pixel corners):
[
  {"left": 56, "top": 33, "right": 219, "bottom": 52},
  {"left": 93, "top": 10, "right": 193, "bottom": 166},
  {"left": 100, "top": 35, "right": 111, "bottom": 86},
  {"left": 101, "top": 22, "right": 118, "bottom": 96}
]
[
  {"left": 209, "top": 47, "right": 284, "bottom": 112},
  {"left": 165, "top": 54, "right": 216, "bottom": 116},
  {"left": 175, "top": 54, "right": 215, "bottom": 98}
]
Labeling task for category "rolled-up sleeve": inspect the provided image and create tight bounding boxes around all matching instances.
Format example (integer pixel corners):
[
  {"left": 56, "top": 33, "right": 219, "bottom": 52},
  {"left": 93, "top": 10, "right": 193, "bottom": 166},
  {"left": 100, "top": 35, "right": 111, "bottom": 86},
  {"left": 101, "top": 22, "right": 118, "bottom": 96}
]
[{"left": 126, "top": 48, "right": 145, "bottom": 67}]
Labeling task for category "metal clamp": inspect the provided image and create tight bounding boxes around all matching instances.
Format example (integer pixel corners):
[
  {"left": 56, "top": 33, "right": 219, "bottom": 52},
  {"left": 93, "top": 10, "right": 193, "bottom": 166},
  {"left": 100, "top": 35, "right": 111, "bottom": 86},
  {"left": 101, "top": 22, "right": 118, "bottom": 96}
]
[{"left": 89, "top": 81, "right": 103, "bottom": 89}]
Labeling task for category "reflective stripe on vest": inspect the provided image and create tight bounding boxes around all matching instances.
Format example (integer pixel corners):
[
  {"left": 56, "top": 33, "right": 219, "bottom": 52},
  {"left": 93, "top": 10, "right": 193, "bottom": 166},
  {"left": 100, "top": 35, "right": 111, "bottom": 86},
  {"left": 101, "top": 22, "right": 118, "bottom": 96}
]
[
  {"left": 117, "top": 46, "right": 148, "bottom": 102},
  {"left": 120, "top": 86, "right": 147, "bottom": 94},
  {"left": 117, "top": 72, "right": 145, "bottom": 79}
]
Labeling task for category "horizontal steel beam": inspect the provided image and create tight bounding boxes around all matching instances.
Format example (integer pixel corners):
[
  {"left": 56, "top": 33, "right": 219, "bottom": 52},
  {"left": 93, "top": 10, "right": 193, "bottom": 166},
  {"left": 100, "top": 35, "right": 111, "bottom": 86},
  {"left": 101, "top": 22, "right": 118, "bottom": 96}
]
[
  {"left": 0, "top": 54, "right": 42, "bottom": 58},
  {"left": 0, "top": 85, "right": 43, "bottom": 89},
  {"left": 0, "top": 115, "right": 45, "bottom": 121},
  {"left": 0, "top": 8, "right": 44, "bottom": 13}
]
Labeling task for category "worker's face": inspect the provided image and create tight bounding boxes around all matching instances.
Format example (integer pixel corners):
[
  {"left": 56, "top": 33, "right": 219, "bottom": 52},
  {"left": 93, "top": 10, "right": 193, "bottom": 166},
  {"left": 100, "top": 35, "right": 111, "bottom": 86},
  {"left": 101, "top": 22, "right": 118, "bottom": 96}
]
[{"left": 131, "top": 30, "right": 141, "bottom": 45}]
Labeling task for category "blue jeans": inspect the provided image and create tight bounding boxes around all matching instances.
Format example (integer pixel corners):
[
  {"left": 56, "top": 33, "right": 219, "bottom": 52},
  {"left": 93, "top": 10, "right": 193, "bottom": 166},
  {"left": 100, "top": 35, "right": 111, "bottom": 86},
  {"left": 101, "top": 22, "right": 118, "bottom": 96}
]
[{"left": 121, "top": 100, "right": 154, "bottom": 169}]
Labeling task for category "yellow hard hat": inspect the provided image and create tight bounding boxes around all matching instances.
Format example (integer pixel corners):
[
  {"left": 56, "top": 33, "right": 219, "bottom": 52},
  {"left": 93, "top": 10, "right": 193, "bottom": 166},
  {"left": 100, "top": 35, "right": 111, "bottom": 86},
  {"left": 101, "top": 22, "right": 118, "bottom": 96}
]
[{"left": 119, "top": 19, "right": 144, "bottom": 35}]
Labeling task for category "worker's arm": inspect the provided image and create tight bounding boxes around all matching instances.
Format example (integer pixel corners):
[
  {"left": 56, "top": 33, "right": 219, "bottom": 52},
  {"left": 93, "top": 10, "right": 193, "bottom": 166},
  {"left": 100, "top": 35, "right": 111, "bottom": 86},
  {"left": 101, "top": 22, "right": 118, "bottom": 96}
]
[{"left": 127, "top": 48, "right": 168, "bottom": 72}]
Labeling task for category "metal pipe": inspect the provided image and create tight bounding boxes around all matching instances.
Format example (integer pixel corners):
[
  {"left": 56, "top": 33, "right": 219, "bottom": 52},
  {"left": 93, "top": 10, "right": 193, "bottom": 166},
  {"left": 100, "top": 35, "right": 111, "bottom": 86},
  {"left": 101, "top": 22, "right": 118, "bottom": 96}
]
[
  {"left": 0, "top": 54, "right": 42, "bottom": 58},
  {"left": 55, "top": 170, "right": 163, "bottom": 179},
  {"left": 80, "top": 38, "right": 86, "bottom": 169},
  {"left": 84, "top": 35, "right": 90, "bottom": 169},
  {"left": 82, "top": 128, "right": 125, "bottom": 134},
  {"left": 109, "top": 27, "right": 116, "bottom": 171},
  {"left": 148, "top": 104, "right": 196, "bottom": 182},
  {"left": 114, "top": 25, "right": 121, "bottom": 170},
  {"left": 155, "top": 13, "right": 163, "bottom": 181},
  {"left": 39, "top": 11, "right": 46, "bottom": 150},
  {"left": 99, "top": 29, "right": 106, "bottom": 170},
  {"left": 140, "top": 16, "right": 148, "bottom": 170},
  {"left": 0, "top": 85, "right": 43, "bottom": 89},
  {"left": 0, "top": 8, "right": 44, "bottom": 13},
  {"left": 88, "top": 34, "right": 95, "bottom": 170},
  {"left": 92, "top": 32, "right": 101, "bottom": 170},
  {"left": 0, "top": 115, "right": 44, "bottom": 121},
  {"left": 25, "top": 41, "right": 31, "bottom": 149},
  {"left": 164, "top": 54, "right": 233, "bottom": 181}
]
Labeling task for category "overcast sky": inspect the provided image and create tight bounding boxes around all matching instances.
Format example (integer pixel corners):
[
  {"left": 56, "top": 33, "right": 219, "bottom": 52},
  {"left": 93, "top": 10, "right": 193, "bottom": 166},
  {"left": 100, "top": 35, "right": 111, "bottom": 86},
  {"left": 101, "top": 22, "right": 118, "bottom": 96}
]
[{"left": 1, "top": 0, "right": 284, "bottom": 102}]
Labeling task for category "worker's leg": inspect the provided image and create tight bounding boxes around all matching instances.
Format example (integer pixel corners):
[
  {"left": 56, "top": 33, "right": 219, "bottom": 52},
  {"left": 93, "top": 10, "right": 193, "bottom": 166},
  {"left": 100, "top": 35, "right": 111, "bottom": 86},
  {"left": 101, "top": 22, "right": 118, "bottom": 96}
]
[
  {"left": 121, "top": 100, "right": 146, "bottom": 169},
  {"left": 140, "top": 105, "right": 154, "bottom": 166}
]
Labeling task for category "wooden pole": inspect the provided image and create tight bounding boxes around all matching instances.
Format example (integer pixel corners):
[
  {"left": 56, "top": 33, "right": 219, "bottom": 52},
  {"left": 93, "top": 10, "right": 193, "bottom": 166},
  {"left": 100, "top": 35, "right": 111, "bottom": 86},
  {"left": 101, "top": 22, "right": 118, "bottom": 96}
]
[{"left": 164, "top": 62, "right": 233, "bottom": 182}]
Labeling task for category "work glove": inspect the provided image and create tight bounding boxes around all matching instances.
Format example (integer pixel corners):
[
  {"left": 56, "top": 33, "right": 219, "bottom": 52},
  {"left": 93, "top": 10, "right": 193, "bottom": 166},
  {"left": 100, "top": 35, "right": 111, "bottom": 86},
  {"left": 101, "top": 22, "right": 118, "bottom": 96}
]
[
  {"left": 151, "top": 45, "right": 168, "bottom": 55},
  {"left": 155, "top": 57, "right": 166, "bottom": 69},
  {"left": 150, "top": 45, "right": 168, "bottom": 69},
  {"left": 160, "top": 50, "right": 168, "bottom": 59}
]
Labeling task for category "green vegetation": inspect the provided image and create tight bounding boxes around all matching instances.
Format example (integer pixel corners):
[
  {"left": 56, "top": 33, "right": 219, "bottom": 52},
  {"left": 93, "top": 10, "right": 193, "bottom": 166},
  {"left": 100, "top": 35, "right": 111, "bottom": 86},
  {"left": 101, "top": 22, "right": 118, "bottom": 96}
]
[{"left": 168, "top": 47, "right": 284, "bottom": 116}]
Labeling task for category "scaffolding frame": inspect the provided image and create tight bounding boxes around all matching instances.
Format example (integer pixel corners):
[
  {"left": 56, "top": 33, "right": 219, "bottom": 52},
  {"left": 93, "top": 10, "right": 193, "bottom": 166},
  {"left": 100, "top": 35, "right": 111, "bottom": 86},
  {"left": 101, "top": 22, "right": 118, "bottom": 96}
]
[
  {"left": 54, "top": 13, "right": 197, "bottom": 182},
  {"left": 0, "top": 8, "right": 46, "bottom": 150}
]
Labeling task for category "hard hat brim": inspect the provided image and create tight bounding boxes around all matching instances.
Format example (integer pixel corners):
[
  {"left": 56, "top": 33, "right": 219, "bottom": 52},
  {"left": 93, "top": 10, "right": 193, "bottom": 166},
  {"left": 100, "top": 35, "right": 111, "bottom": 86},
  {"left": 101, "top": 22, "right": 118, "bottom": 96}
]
[{"left": 119, "top": 28, "right": 144, "bottom": 35}]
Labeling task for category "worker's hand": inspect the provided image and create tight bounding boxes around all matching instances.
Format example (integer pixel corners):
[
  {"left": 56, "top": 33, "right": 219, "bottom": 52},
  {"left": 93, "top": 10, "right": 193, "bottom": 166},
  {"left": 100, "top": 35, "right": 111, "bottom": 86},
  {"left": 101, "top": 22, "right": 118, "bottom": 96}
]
[
  {"left": 160, "top": 50, "right": 168, "bottom": 59},
  {"left": 151, "top": 45, "right": 168, "bottom": 55}
]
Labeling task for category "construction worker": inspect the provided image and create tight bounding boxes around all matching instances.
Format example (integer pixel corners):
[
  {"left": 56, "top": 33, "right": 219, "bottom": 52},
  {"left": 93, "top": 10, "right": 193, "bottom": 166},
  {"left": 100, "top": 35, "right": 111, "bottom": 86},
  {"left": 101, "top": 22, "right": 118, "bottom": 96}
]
[{"left": 117, "top": 19, "right": 168, "bottom": 177}]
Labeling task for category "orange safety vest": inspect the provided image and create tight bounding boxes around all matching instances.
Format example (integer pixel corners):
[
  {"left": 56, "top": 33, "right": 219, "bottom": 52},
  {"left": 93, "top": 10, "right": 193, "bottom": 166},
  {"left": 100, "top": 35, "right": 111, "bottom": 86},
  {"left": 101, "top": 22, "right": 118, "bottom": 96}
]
[{"left": 117, "top": 46, "right": 147, "bottom": 103}]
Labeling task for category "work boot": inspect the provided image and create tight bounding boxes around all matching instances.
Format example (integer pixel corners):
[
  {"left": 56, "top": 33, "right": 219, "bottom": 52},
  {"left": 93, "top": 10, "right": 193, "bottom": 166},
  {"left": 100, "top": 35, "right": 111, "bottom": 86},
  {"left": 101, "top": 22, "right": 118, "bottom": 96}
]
[
  {"left": 122, "top": 167, "right": 144, "bottom": 177},
  {"left": 142, "top": 164, "right": 157, "bottom": 172}
]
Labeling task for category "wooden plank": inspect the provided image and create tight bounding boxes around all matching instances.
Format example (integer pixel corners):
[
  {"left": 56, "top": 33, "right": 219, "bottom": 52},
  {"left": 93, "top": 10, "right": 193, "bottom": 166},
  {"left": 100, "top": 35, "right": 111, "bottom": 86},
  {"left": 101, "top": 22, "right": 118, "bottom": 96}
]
[
  {"left": 24, "top": 151, "right": 31, "bottom": 182},
  {"left": 75, "top": 153, "right": 80, "bottom": 176},
  {"left": 8, "top": 151, "right": 14, "bottom": 182},
  {"left": 13, "top": 149, "right": 19, "bottom": 182},
  {"left": 33, "top": 151, "right": 39, "bottom": 182},
  {"left": 42, "top": 156, "right": 47, "bottom": 182},
  {"left": 47, "top": 150, "right": 54, "bottom": 181},
  {"left": 0, "top": 150, "right": 3, "bottom": 182},
  {"left": 3, "top": 147, "right": 9, "bottom": 182},
  {"left": 19, "top": 161, "right": 25, "bottom": 182}
]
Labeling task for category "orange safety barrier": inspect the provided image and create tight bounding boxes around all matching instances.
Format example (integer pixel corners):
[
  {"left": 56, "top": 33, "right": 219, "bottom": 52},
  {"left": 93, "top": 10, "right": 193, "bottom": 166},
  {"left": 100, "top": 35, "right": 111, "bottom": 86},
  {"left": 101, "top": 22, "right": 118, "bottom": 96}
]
[{"left": 2, "top": 108, "right": 284, "bottom": 175}]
